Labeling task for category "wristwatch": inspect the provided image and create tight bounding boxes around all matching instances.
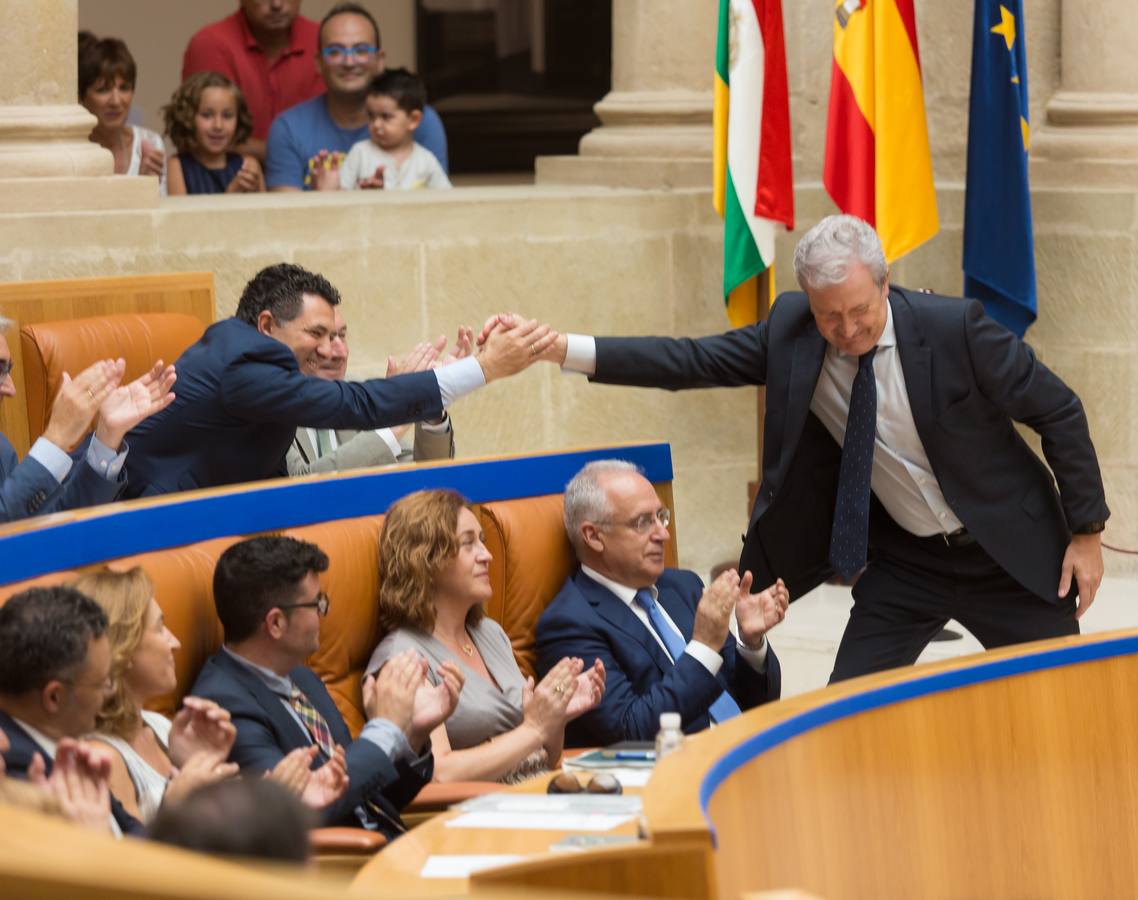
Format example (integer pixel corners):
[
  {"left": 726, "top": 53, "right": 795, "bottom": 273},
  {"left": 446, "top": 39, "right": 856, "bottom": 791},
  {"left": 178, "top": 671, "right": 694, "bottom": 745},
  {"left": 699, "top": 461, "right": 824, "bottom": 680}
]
[{"left": 1073, "top": 521, "right": 1106, "bottom": 535}]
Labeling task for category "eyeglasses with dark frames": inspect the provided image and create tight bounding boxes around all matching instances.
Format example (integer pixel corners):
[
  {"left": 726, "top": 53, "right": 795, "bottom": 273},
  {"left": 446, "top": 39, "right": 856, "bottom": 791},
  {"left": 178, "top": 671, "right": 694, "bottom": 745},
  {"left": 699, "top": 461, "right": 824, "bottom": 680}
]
[
  {"left": 0, "top": 359, "right": 13, "bottom": 379},
  {"left": 279, "top": 592, "right": 330, "bottom": 617},
  {"left": 320, "top": 43, "right": 378, "bottom": 63}
]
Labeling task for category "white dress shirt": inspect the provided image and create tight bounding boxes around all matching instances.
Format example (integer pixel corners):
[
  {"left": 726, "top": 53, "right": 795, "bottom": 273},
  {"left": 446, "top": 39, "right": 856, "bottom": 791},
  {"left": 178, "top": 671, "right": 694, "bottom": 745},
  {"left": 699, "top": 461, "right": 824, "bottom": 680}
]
[
  {"left": 433, "top": 357, "right": 484, "bottom": 407},
  {"left": 562, "top": 302, "right": 962, "bottom": 538},
  {"left": 808, "top": 300, "right": 962, "bottom": 536},
  {"left": 579, "top": 565, "right": 767, "bottom": 674}
]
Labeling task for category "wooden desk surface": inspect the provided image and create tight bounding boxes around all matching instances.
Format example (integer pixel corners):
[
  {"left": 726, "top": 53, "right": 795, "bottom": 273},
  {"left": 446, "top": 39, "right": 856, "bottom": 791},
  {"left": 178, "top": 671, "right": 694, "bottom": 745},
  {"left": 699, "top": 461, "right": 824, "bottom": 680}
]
[{"left": 350, "top": 770, "right": 646, "bottom": 898}]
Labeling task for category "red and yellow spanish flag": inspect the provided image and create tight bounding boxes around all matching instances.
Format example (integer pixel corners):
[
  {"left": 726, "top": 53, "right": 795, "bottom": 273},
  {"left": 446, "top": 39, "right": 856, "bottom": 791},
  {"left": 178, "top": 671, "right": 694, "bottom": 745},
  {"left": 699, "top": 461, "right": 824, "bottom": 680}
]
[
  {"left": 714, "top": 0, "right": 794, "bottom": 327},
  {"left": 823, "top": 0, "right": 938, "bottom": 262}
]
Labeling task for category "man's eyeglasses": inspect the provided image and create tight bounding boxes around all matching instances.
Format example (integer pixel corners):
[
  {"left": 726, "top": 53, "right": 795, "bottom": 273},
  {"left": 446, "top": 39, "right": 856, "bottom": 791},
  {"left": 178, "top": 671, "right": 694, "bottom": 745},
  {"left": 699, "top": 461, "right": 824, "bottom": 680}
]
[
  {"left": 0, "top": 359, "right": 13, "bottom": 379},
  {"left": 599, "top": 507, "right": 671, "bottom": 535},
  {"left": 547, "top": 771, "right": 623, "bottom": 796},
  {"left": 320, "top": 43, "right": 378, "bottom": 63},
  {"left": 279, "top": 592, "right": 330, "bottom": 617}
]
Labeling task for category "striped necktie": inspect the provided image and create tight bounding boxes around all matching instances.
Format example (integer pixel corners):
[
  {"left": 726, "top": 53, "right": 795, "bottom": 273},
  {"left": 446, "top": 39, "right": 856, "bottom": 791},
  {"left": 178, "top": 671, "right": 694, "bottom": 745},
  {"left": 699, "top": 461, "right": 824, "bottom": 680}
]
[{"left": 289, "top": 686, "right": 335, "bottom": 758}]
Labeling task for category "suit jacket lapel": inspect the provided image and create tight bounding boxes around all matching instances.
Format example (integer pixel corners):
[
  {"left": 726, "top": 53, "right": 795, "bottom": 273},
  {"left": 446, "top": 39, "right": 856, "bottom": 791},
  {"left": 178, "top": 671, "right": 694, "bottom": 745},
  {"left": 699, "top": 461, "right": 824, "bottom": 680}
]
[
  {"left": 782, "top": 322, "right": 828, "bottom": 467},
  {"left": 294, "top": 429, "right": 316, "bottom": 465},
  {"left": 575, "top": 571, "right": 673, "bottom": 675},
  {"left": 215, "top": 652, "right": 312, "bottom": 753},
  {"left": 890, "top": 291, "right": 936, "bottom": 449}
]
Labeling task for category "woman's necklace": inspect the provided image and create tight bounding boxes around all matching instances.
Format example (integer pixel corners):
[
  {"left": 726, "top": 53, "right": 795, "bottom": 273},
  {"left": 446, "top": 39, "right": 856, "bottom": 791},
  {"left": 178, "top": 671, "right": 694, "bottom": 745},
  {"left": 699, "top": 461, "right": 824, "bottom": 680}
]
[{"left": 460, "top": 639, "right": 474, "bottom": 657}]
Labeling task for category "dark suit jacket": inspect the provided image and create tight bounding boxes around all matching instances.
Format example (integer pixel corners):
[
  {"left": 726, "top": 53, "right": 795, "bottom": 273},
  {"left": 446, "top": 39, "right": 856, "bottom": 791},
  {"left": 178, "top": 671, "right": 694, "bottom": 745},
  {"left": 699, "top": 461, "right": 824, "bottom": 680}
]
[
  {"left": 0, "top": 434, "right": 123, "bottom": 522},
  {"left": 0, "top": 711, "right": 144, "bottom": 836},
  {"left": 122, "top": 317, "right": 444, "bottom": 496},
  {"left": 191, "top": 650, "right": 430, "bottom": 834},
  {"left": 535, "top": 568, "right": 781, "bottom": 746},
  {"left": 593, "top": 288, "right": 1109, "bottom": 604}
]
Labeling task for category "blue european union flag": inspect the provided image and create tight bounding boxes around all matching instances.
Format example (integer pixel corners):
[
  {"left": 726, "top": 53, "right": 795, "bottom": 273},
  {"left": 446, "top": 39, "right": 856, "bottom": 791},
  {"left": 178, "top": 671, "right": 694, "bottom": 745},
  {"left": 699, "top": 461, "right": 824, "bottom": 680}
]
[{"left": 963, "top": 0, "right": 1036, "bottom": 337}]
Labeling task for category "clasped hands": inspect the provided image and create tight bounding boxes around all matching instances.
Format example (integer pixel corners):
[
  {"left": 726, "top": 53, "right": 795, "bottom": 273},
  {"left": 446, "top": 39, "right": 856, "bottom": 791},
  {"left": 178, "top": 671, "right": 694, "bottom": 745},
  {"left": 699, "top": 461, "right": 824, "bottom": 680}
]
[{"left": 693, "top": 570, "right": 790, "bottom": 653}]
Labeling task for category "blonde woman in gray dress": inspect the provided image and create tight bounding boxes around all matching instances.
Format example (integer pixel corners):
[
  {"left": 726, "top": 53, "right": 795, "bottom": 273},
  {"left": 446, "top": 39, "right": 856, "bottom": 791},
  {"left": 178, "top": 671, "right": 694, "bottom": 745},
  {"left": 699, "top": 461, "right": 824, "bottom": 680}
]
[{"left": 367, "top": 489, "right": 606, "bottom": 784}]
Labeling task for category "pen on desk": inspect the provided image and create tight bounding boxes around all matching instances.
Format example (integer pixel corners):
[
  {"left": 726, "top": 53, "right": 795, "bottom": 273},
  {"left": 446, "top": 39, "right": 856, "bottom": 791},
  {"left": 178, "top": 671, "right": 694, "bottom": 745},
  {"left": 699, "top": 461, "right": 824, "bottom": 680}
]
[{"left": 612, "top": 751, "right": 656, "bottom": 761}]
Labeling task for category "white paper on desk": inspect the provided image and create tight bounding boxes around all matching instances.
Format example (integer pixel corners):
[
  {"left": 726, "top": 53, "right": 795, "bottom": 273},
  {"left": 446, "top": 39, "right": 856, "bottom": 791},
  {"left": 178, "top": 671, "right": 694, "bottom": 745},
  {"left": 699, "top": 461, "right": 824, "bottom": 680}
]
[
  {"left": 420, "top": 854, "right": 525, "bottom": 878},
  {"left": 446, "top": 811, "right": 635, "bottom": 831}
]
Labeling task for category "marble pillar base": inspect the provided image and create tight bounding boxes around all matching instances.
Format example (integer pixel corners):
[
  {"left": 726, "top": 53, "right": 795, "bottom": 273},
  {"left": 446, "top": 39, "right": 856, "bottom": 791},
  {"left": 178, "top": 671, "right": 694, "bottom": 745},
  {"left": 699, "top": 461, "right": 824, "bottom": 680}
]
[
  {"left": 1031, "top": 90, "right": 1138, "bottom": 187},
  {"left": 0, "top": 105, "right": 112, "bottom": 178}
]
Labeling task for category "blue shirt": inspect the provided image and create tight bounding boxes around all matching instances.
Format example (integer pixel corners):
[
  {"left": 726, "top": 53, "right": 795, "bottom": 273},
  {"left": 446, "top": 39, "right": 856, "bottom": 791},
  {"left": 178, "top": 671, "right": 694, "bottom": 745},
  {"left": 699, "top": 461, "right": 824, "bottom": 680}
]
[{"left": 265, "top": 94, "right": 448, "bottom": 190}]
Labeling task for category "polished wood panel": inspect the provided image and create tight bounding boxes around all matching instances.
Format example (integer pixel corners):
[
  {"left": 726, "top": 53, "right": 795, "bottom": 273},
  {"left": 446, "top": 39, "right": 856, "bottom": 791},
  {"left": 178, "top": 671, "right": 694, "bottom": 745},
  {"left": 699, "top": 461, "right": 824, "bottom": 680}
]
[{"left": 645, "top": 628, "right": 1138, "bottom": 900}]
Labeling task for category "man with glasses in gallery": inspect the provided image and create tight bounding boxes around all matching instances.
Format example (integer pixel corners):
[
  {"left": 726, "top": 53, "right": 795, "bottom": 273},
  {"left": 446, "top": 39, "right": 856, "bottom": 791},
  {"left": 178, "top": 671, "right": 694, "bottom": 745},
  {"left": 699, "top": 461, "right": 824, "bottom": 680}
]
[
  {"left": 264, "top": 2, "right": 447, "bottom": 191},
  {"left": 535, "top": 461, "right": 787, "bottom": 747},
  {"left": 192, "top": 536, "right": 464, "bottom": 837}
]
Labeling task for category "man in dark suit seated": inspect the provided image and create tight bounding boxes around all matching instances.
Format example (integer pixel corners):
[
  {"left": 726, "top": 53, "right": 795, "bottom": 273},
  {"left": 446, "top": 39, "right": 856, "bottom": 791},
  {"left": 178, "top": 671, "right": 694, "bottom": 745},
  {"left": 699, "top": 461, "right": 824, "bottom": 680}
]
[
  {"left": 122, "top": 262, "right": 553, "bottom": 496},
  {"left": 0, "top": 317, "right": 175, "bottom": 522},
  {"left": 527, "top": 213, "right": 1109, "bottom": 683},
  {"left": 192, "top": 535, "right": 463, "bottom": 838},
  {"left": 0, "top": 585, "right": 143, "bottom": 836},
  {"left": 536, "top": 460, "right": 786, "bottom": 746}
]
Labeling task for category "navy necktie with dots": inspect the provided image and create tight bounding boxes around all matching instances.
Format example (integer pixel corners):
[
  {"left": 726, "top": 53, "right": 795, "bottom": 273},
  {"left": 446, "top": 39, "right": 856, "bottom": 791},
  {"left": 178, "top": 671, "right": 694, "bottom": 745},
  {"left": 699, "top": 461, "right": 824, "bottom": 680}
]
[{"left": 829, "top": 346, "right": 878, "bottom": 579}]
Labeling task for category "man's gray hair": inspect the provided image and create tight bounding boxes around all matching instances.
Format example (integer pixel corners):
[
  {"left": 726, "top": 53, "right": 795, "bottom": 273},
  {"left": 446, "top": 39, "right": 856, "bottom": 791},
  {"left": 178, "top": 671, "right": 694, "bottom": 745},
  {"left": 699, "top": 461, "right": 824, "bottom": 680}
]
[
  {"left": 563, "top": 459, "right": 641, "bottom": 556},
  {"left": 793, "top": 214, "right": 887, "bottom": 291},
  {"left": 0, "top": 314, "right": 12, "bottom": 332}
]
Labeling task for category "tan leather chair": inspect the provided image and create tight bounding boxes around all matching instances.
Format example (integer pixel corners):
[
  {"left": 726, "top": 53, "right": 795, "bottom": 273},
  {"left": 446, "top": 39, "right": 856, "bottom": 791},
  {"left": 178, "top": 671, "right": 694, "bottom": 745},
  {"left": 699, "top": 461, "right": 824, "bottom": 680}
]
[{"left": 19, "top": 313, "right": 205, "bottom": 444}]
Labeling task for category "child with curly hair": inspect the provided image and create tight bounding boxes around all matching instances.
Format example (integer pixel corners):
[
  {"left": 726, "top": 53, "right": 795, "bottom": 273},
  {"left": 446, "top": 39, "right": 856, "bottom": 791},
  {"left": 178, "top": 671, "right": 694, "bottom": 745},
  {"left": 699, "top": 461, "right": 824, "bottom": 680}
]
[{"left": 164, "top": 72, "right": 264, "bottom": 195}]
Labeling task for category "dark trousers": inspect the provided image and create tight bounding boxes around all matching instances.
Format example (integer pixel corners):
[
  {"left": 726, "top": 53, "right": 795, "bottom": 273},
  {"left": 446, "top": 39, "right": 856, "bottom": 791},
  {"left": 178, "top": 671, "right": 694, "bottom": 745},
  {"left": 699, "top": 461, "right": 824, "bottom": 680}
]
[{"left": 828, "top": 502, "right": 1078, "bottom": 683}]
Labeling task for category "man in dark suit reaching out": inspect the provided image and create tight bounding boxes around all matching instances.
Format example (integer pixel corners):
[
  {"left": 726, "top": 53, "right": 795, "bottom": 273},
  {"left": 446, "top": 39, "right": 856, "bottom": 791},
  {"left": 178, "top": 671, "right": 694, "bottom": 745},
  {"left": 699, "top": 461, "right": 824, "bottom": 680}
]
[
  {"left": 536, "top": 460, "right": 786, "bottom": 746},
  {"left": 513, "top": 214, "right": 1108, "bottom": 682}
]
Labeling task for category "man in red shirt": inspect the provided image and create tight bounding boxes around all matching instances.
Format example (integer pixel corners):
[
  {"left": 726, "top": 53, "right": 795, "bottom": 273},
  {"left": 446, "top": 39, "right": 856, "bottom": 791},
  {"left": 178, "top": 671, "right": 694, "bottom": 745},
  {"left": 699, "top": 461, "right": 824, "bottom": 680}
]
[{"left": 183, "top": 1, "right": 325, "bottom": 161}]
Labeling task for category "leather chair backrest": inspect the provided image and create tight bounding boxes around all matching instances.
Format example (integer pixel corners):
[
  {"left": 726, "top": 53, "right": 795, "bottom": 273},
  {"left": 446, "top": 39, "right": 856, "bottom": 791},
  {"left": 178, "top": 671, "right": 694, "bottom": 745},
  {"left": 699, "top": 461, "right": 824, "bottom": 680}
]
[
  {"left": 281, "top": 515, "right": 386, "bottom": 737},
  {"left": 479, "top": 495, "right": 577, "bottom": 680},
  {"left": 19, "top": 313, "right": 205, "bottom": 443}
]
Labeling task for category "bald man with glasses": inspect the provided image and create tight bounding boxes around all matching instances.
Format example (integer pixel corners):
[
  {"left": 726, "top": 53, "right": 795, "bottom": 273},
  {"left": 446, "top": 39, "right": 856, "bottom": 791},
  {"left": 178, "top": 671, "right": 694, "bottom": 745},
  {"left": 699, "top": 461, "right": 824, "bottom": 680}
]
[{"left": 535, "top": 460, "right": 787, "bottom": 747}]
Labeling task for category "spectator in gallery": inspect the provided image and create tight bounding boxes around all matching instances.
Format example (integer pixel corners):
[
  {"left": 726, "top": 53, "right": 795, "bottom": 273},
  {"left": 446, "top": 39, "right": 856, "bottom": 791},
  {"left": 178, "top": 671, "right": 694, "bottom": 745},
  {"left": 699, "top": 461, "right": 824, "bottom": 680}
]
[
  {"left": 340, "top": 69, "right": 451, "bottom": 191},
  {"left": 182, "top": 0, "right": 325, "bottom": 161},
  {"left": 79, "top": 32, "right": 167, "bottom": 194},
  {"left": 164, "top": 71, "right": 265, "bottom": 195},
  {"left": 265, "top": 2, "right": 448, "bottom": 191}
]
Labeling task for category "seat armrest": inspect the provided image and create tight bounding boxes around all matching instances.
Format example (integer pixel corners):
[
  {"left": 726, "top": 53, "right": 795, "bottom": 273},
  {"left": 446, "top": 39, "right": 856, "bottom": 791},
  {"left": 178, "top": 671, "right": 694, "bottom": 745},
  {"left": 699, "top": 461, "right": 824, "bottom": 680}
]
[
  {"left": 310, "top": 827, "right": 387, "bottom": 855},
  {"left": 409, "top": 781, "right": 500, "bottom": 812}
]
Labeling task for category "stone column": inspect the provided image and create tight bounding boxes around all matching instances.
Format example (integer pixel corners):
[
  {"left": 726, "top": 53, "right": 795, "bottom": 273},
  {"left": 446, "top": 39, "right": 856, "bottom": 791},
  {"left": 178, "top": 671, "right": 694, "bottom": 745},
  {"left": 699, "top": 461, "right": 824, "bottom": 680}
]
[
  {"left": 0, "top": 0, "right": 155, "bottom": 211},
  {"left": 536, "top": 0, "right": 716, "bottom": 188},
  {"left": 1031, "top": 0, "right": 1138, "bottom": 185}
]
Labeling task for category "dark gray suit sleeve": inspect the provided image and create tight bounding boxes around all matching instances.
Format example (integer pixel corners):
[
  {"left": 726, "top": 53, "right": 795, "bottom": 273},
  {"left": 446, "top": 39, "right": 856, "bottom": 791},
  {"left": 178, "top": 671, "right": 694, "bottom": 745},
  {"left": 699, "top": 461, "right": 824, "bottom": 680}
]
[
  {"left": 963, "top": 299, "right": 1109, "bottom": 528},
  {"left": 593, "top": 322, "right": 769, "bottom": 390}
]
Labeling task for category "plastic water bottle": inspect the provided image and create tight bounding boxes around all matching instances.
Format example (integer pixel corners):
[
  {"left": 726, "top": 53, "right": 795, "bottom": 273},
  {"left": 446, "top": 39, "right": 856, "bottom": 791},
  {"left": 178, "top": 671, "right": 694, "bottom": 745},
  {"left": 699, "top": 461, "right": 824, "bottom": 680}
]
[{"left": 655, "top": 712, "right": 684, "bottom": 760}]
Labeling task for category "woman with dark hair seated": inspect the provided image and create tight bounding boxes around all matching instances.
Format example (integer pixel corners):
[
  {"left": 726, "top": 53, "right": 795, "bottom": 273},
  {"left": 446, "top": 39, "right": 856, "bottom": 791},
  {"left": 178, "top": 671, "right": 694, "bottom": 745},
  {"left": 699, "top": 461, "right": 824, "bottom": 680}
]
[
  {"left": 367, "top": 490, "right": 605, "bottom": 784},
  {"left": 78, "top": 31, "right": 166, "bottom": 192}
]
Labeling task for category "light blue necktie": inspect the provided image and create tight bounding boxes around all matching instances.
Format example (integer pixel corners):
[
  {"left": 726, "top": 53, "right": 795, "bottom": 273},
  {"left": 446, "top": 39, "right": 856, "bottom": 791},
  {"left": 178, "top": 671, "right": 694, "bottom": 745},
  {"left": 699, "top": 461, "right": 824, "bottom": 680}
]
[{"left": 633, "top": 589, "right": 741, "bottom": 723}]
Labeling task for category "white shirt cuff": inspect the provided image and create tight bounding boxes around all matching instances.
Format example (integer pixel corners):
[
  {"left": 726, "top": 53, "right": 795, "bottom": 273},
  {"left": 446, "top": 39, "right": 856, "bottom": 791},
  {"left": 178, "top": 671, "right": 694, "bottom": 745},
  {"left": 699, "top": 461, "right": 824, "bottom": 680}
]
[
  {"left": 373, "top": 427, "right": 404, "bottom": 458},
  {"left": 360, "top": 718, "right": 414, "bottom": 764},
  {"left": 27, "top": 437, "right": 73, "bottom": 483},
  {"left": 684, "top": 640, "right": 724, "bottom": 677},
  {"left": 562, "top": 334, "right": 597, "bottom": 375},
  {"left": 730, "top": 609, "right": 768, "bottom": 671},
  {"left": 418, "top": 412, "right": 451, "bottom": 433},
  {"left": 434, "top": 357, "right": 484, "bottom": 406},
  {"left": 85, "top": 436, "right": 128, "bottom": 482}
]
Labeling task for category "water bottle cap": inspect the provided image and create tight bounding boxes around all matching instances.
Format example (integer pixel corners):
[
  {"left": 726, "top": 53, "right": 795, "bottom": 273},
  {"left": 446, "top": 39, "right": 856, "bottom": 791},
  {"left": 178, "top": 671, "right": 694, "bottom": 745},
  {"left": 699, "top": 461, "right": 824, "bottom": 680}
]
[{"left": 660, "top": 712, "right": 681, "bottom": 729}]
